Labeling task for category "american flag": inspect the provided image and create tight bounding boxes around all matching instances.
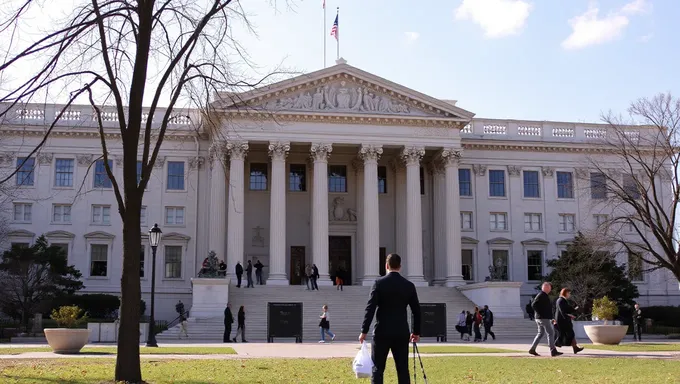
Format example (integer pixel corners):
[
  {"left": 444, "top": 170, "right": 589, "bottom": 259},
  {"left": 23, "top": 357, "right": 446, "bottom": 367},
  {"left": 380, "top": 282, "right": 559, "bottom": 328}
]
[{"left": 330, "top": 14, "right": 338, "bottom": 39}]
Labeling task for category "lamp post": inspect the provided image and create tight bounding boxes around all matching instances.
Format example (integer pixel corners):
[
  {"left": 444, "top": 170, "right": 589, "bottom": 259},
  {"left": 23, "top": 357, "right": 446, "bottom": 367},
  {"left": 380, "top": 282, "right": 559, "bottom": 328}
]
[{"left": 146, "top": 223, "right": 162, "bottom": 347}]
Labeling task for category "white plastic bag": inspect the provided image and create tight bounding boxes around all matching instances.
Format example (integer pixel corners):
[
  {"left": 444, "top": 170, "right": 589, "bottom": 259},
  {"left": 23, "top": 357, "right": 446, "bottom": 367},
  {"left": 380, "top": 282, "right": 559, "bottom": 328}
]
[{"left": 353, "top": 342, "right": 374, "bottom": 379}]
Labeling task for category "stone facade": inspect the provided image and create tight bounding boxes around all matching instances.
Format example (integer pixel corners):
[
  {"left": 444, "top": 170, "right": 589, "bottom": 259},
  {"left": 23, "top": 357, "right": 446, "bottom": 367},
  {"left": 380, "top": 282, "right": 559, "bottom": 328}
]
[{"left": 1, "top": 61, "right": 678, "bottom": 320}]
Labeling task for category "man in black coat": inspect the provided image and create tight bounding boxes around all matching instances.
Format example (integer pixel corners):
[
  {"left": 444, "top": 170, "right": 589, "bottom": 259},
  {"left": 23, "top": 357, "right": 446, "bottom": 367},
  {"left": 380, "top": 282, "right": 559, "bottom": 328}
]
[
  {"left": 529, "top": 282, "right": 562, "bottom": 357},
  {"left": 482, "top": 305, "right": 495, "bottom": 341},
  {"left": 359, "top": 253, "right": 421, "bottom": 384},
  {"left": 235, "top": 262, "right": 243, "bottom": 288},
  {"left": 632, "top": 302, "right": 643, "bottom": 341},
  {"left": 254, "top": 259, "right": 264, "bottom": 285},
  {"left": 223, "top": 303, "right": 234, "bottom": 343},
  {"left": 245, "top": 260, "right": 254, "bottom": 288}
]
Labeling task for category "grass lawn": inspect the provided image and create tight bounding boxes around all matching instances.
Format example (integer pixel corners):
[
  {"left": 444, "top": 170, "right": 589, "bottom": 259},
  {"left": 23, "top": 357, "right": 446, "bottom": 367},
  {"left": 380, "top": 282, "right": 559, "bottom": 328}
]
[
  {"left": 0, "top": 346, "right": 236, "bottom": 355},
  {"left": 1, "top": 357, "right": 678, "bottom": 383},
  {"left": 410, "top": 345, "right": 517, "bottom": 354},
  {"left": 585, "top": 343, "right": 680, "bottom": 352}
]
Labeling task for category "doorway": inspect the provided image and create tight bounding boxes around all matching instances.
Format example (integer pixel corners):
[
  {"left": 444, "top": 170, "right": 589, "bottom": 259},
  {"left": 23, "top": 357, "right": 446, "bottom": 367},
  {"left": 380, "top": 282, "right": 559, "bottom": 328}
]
[
  {"left": 289, "top": 246, "right": 305, "bottom": 285},
  {"left": 329, "top": 236, "right": 352, "bottom": 285},
  {"left": 379, "top": 247, "right": 387, "bottom": 276}
]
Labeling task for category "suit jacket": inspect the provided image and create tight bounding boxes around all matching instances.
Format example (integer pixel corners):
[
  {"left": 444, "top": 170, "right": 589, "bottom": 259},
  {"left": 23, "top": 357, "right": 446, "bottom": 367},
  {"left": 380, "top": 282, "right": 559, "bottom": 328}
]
[
  {"left": 532, "top": 291, "right": 553, "bottom": 320},
  {"left": 361, "top": 272, "right": 421, "bottom": 338},
  {"left": 224, "top": 307, "right": 234, "bottom": 325}
]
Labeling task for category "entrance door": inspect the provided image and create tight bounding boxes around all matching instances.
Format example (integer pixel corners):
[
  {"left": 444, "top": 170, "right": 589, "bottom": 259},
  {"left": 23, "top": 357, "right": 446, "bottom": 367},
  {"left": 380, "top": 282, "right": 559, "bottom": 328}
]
[
  {"left": 329, "top": 236, "right": 352, "bottom": 285},
  {"left": 379, "top": 247, "right": 387, "bottom": 276},
  {"left": 289, "top": 246, "right": 305, "bottom": 285}
]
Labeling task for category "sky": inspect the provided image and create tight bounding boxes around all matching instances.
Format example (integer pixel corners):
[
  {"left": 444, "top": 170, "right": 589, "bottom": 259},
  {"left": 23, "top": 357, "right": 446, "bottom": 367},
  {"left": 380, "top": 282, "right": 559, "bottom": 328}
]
[{"left": 233, "top": 0, "right": 677, "bottom": 123}]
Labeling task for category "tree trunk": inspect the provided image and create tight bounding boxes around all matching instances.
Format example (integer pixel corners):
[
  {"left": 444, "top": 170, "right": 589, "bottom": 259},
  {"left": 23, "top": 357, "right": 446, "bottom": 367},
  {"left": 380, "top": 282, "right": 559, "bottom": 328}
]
[{"left": 114, "top": 196, "right": 143, "bottom": 382}]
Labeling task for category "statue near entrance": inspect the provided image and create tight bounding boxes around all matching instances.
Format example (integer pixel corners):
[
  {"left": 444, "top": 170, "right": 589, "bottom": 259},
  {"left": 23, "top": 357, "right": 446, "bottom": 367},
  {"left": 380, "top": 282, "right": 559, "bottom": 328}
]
[
  {"left": 198, "top": 251, "right": 221, "bottom": 278},
  {"left": 487, "top": 257, "right": 507, "bottom": 281}
]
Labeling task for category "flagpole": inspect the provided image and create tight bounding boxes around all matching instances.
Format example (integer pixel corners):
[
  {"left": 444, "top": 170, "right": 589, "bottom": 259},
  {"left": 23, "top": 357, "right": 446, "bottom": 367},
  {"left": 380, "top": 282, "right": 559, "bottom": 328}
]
[
  {"left": 336, "top": 7, "right": 340, "bottom": 60},
  {"left": 323, "top": 1, "right": 326, "bottom": 68}
]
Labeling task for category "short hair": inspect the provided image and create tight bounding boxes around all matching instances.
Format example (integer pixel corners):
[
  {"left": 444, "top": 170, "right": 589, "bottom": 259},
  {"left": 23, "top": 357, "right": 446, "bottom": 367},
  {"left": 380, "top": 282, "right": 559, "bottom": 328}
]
[
  {"left": 560, "top": 288, "right": 571, "bottom": 297},
  {"left": 386, "top": 253, "right": 401, "bottom": 269},
  {"left": 542, "top": 282, "right": 552, "bottom": 288},
  {"left": 323, "top": 305, "right": 328, "bottom": 310}
]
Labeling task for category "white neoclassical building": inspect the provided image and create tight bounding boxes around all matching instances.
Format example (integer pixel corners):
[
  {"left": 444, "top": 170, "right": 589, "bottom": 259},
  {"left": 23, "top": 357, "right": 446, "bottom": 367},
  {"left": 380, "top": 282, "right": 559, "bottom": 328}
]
[{"left": 1, "top": 60, "right": 678, "bottom": 321}]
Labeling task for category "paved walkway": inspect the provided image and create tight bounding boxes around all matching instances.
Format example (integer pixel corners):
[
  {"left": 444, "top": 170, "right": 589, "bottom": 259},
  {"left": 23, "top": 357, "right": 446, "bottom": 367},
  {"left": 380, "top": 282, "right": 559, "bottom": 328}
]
[{"left": 1, "top": 342, "right": 679, "bottom": 360}]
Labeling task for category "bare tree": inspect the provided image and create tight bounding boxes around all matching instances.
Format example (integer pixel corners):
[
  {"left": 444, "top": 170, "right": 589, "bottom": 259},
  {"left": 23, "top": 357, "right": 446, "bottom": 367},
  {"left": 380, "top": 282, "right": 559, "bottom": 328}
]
[
  {"left": 0, "top": 1, "right": 283, "bottom": 381},
  {"left": 582, "top": 93, "right": 680, "bottom": 287}
]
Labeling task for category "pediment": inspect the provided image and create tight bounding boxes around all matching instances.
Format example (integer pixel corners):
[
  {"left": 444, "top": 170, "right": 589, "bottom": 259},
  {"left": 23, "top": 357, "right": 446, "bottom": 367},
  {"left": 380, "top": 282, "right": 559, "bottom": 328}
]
[
  {"left": 216, "top": 63, "right": 474, "bottom": 121},
  {"left": 162, "top": 232, "right": 191, "bottom": 241},
  {"left": 45, "top": 230, "right": 76, "bottom": 239},
  {"left": 487, "top": 237, "right": 514, "bottom": 245},
  {"left": 9, "top": 229, "right": 35, "bottom": 238},
  {"left": 521, "top": 238, "right": 549, "bottom": 246},
  {"left": 461, "top": 236, "right": 479, "bottom": 244},
  {"left": 84, "top": 231, "right": 115, "bottom": 240}
]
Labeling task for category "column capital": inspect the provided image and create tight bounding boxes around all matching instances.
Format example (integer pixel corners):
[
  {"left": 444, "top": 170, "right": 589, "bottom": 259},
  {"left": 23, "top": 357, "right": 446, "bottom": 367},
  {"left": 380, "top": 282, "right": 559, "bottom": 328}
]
[
  {"left": 209, "top": 142, "right": 226, "bottom": 170},
  {"left": 542, "top": 166, "right": 555, "bottom": 177},
  {"left": 507, "top": 165, "right": 521, "bottom": 177},
  {"left": 441, "top": 148, "right": 463, "bottom": 167},
  {"left": 472, "top": 164, "right": 487, "bottom": 176},
  {"left": 189, "top": 156, "right": 205, "bottom": 170},
  {"left": 225, "top": 141, "right": 249, "bottom": 161},
  {"left": 268, "top": 141, "right": 290, "bottom": 161},
  {"left": 310, "top": 143, "right": 332, "bottom": 163},
  {"left": 359, "top": 144, "right": 383, "bottom": 163},
  {"left": 400, "top": 146, "right": 425, "bottom": 166}
]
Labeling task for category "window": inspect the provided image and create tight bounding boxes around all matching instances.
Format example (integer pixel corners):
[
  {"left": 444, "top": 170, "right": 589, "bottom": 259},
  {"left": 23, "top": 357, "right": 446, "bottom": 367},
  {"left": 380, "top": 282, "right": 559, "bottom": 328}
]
[
  {"left": 94, "top": 160, "right": 113, "bottom": 188},
  {"left": 52, "top": 204, "right": 72, "bottom": 224},
  {"left": 165, "top": 207, "right": 185, "bottom": 225},
  {"left": 590, "top": 172, "right": 606, "bottom": 199},
  {"left": 523, "top": 171, "right": 540, "bottom": 198},
  {"left": 624, "top": 174, "right": 641, "bottom": 199},
  {"left": 167, "top": 161, "right": 185, "bottom": 190},
  {"left": 11, "top": 242, "right": 29, "bottom": 249},
  {"left": 378, "top": 166, "right": 387, "bottom": 194},
  {"left": 52, "top": 243, "right": 69, "bottom": 259},
  {"left": 459, "top": 169, "right": 472, "bottom": 197},
  {"left": 491, "top": 250, "right": 509, "bottom": 281},
  {"left": 54, "top": 158, "right": 74, "bottom": 187},
  {"left": 462, "top": 249, "right": 473, "bottom": 281},
  {"left": 489, "top": 170, "right": 506, "bottom": 197},
  {"left": 329, "top": 165, "right": 347, "bottom": 193},
  {"left": 249, "top": 163, "right": 268, "bottom": 191},
  {"left": 490, "top": 213, "right": 507, "bottom": 231},
  {"left": 16, "top": 157, "right": 35, "bottom": 186},
  {"left": 140, "top": 206, "right": 147, "bottom": 226},
  {"left": 420, "top": 167, "right": 425, "bottom": 195},
  {"left": 13, "top": 203, "right": 32, "bottom": 222},
  {"left": 527, "top": 250, "right": 543, "bottom": 281},
  {"left": 628, "top": 252, "right": 643, "bottom": 282},
  {"left": 136, "top": 161, "right": 143, "bottom": 185},
  {"left": 289, "top": 164, "right": 306, "bottom": 192},
  {"left": 92, "top": 205, "right": 111, "bottom": 225},
  {"left": 559, "top": 214, "right": 575, "bottom": 232},
  {"left": 90, "top": 244, "right": 108, "bottom": 277},
  {"left": 140, "top": 246, "right": 145, "bottom": 278},
  {"left": 594, "top": 214, "right": 608, "bottom": 227},
  {"left": 524, "top": 213, "right": 542, "bottom": 232},
  {"left": 164, "top": 245, "right": 182, "bottom": 278},
  {"left": 461, "top": 212, "right": 473, "bottom": 230},
  {"left": 557, "top": 172, "right": 573, "bottom": 199}
]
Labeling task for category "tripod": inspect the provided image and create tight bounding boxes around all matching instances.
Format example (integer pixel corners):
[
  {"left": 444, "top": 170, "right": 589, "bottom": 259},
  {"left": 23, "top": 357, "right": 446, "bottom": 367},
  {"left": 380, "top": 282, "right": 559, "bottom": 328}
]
[{"left": 412, "top": 342, "right": 428, "bottom": 384}]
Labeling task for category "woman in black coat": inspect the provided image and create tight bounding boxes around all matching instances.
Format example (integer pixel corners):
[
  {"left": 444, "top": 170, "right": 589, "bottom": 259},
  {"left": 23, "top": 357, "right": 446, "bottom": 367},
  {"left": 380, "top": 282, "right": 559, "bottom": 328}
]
[
  {"left": 232, "top": 306, "right": 248, "bottom": 343},
  {"left": 555, "top": 288, "right": 583, "bottom": 354}
]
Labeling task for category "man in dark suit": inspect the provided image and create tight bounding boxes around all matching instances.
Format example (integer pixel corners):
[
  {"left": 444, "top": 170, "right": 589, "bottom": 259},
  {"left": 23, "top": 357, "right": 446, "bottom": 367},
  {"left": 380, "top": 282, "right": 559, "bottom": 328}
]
[
  {"left": 359, "top": 253, "right": 421, "bottom": 384},
  {"left": 223, "top": 303, "right": 234, "bottom": 343}
]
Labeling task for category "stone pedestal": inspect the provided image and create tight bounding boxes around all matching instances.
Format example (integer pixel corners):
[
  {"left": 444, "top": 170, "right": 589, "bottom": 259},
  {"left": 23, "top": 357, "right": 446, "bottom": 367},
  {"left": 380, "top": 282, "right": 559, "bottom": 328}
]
[
  {"left": 190, "top": 278, "right": 230, "bottom": 318},
  {"left": 457, "top": 282, "right": 524, "bottom": 318}
]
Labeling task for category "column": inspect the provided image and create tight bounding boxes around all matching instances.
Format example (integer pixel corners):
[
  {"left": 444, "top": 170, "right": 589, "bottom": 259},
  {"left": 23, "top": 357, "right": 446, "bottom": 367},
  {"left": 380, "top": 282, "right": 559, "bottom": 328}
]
[
  {"left": 267, "top": 141, "right": 290, "bottom": 285},
  {"left": 401, "top": 146, "right": 427, "bottom": 286},
  {"left": 311, "top": 143, "right": 332, "bottom": 285},
  {"left": 226, "top": 141, "right": 248, "bottom": 280},
  {"left": 431, "top": 161, "right": 447, "bottom": 285},
  {"left": 391, "top": 159, "right": 407, "bottom": 276},
  {"left": 442, "top": 148, "right": 465, "bottom": 286},
  {"left": 360, "top": 144, "right": 383, "bottom": 285},
  {"left": 208, "top": 142, "right": 227, "bottom": 265}
]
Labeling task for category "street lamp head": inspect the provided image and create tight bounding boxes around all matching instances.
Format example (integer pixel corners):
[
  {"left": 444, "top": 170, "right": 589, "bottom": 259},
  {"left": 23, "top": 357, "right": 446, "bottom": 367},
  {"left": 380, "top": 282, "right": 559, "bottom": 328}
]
[{"left": 149, "top": 223, "right": 162, "bottom": 248}]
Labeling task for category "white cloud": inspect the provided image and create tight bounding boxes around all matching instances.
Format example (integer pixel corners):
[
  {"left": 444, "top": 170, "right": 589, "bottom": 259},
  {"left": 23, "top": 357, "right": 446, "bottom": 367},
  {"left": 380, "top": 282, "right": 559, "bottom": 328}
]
[
  {"left": 404, "top": 32, "right": 420, "bottom": 44},
  {"left": 562, "top": 0, "right": 650, "bottom": 50},
  {"left": 454, "top": 0, "right": 532, "bottom": 38}
]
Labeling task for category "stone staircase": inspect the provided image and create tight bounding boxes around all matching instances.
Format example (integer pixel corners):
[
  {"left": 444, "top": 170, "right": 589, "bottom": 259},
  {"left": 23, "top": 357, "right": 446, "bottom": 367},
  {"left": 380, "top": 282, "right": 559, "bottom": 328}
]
[{"left": 156, "top": 285, "right": 537, "bottom": 342}]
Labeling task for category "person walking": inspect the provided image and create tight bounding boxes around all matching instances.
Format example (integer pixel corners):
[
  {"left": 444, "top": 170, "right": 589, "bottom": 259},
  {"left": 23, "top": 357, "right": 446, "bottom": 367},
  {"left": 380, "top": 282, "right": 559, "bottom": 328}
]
[
  {"left": 254, "top": 259, "right": 264, "bottom": 285},
  {"left": 472, "top": 306, "right": 483, "bottom": 342},
  {"left": 305, "top": 264, "right": 313, "bottom": 290},
  {"left": 311, "top": 264, "right": 319, "bottom": 291},
  {"left": 359, "top": 253, "right": 421, "bottom": 384},
  {"left": 555, "top": 288, "right": 584, "bottom": 354},
  {"left": 529, "top": 282, "right": 562, "bottom": 357},
  {"left": 245, "top": 260, "right": 254, "bottom": 288},
  {"left": 235, "top": 261, "right": 243, "bottom": 288},
  {"left": 335, "top": 267, "right": 344, "bottom": 291},
  {"left": 455, "top": 310, "right": 469, "bottom": 341},
  {"left": 632, "top": 302, "right": 643, "bottom": 342},
  {"left": 318, "top": 305, "right": 336, "bottom": 343},
  {"left": 482, "top": 305, "right": 496, "bottom": 341},
  {"left": 223, "top": 303, "right": 234, "bottom": 343},
  {"left": 232, "top": 306, "right": 248, "bottom": 342},
  {"left": 465, "top": 310, "right": 473, "bottom": 339},
  {"left": 178, "top": 312, "right": 188, "bottom": 339}
]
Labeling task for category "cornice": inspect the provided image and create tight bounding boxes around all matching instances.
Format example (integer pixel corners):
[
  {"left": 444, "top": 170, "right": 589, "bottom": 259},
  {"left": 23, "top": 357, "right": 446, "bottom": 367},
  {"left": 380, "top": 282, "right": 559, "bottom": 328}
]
[
  {"left": 462, "top": 141, "right": 623, "bottom": 153},
  {"left": 0, "top": 128, "right": 196, "bottom": 141}
]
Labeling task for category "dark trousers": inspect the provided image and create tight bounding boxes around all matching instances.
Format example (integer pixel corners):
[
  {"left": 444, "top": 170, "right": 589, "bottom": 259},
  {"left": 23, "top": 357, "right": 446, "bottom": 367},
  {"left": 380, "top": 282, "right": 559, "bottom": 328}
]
[
  {"left": 473, "top": 323, "right": 482, "bottom": 340},
  {"left": 371, "top": 335, "right": 410, "bottom": 384},
  {"left": 223, "top": 324, "right": 232, "bottom": 342},
  {"left": 311, "top": 276, "right": 319, "bottom": 290},
  {"left": 483, "top": 324, "right": 495, "bottom": 340},
  {"left": 633, "top": 323, "right": 642, "bottom": 341},
  {"left": 236, "top": 274, "right": 242, "bottom": 287},
  {"left": 246, "top": 273, "right": 254, "bottom": 287},
  {"left": 256, "top": 271, "right": 263, "bottom": 284}
]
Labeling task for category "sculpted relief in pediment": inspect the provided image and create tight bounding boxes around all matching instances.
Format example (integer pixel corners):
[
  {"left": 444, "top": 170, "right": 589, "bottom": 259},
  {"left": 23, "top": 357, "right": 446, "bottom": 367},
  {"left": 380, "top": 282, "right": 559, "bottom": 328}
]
[{"left": 258, "top": 80, "right": 426, "bottom": 116}]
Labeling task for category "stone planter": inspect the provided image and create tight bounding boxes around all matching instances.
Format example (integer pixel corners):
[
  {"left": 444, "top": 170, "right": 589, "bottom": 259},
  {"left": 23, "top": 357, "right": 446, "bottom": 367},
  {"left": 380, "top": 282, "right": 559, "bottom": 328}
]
[
  {"left": 584, "top": 324, "right": 628, "bottom": 345},
  {"left": 574, "top": 320, "right": 603, "bottom": 339},
  {"left": 44, "top": 328, "right": 91, "bottom": 354}
]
